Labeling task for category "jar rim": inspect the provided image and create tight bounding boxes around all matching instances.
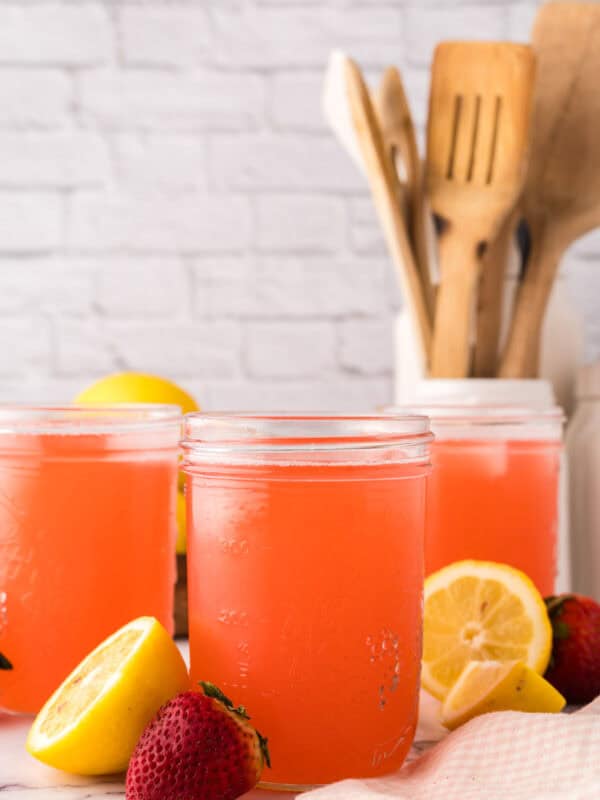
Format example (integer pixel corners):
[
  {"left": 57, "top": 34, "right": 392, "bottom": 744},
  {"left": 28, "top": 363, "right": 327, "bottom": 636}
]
[
  {"left": 182, "top": 412, "right": 433, "bottom": 456},
  {"left": 383, "top": 404, "right": 564, "bottom": 426},
  {"left": 0, "top": 403, "right": 182, "bottom": 434}
]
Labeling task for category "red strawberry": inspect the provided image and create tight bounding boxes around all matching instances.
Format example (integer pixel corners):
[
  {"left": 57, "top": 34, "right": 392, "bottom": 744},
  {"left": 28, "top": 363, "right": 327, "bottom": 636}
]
[
  {"left": 126, "top": 682, "right": 270, "bottom": 800},
  {"left": 544, "top": 594, "right": 600, "bottom": 704}
]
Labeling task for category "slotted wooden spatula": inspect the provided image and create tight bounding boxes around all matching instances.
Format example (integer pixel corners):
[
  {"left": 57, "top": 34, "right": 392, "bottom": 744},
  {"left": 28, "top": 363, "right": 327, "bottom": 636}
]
[
  {"left": 500, "top": 2, "right": 600, "bottom": 378},
  {"left": 426, "top": 42, "right": 536, "bottom": 377}
]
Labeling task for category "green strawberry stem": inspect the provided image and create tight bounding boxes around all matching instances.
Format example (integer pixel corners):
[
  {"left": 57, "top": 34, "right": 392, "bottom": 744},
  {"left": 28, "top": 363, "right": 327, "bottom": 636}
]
[
  {"left": 257, "top": 731, "right": 271, "bottom": 769},
  {"left": 0, "top": 652, "right": 12, "bottom": 670},
  {"left": 545, "top": 596, "right": 572, "bottom": 640},
  {"left": 199, "top": 681, "right": 271, "bottom": 769},
  {"left": 545, "top": 595, "right": 572, "bottom": 616},
  {"left": 199, "top": 681, "right": 250, "bottom": 719}
]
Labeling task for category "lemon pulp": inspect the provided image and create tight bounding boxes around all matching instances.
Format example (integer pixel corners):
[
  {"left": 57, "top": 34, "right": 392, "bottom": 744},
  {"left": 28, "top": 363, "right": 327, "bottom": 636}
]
[{"left": 422, "top": 560, "right": 553, "bottom": 700}]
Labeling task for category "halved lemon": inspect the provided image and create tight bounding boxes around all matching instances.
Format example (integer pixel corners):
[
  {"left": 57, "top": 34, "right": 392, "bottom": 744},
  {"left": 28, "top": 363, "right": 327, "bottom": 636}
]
[
  {"left": 27, "top": 617, "right": 190, "bottom": 775},
  {"left": 441, "top": 660, "right": 566, "bottom": 730},
  {"left": 422, "top": 560, "right": 552, "bottom": 700}
]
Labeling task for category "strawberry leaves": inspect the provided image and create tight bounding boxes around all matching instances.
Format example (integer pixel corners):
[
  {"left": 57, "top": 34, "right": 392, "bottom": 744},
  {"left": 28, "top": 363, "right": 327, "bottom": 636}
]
[
  {"left": 545, "top": 595, "right": 571, "bottom": 640},
  {"left": 199, "top": 681, "right": 250, "bottom": 720},
  {"left": 199, "top": 682, "right": 271, "bottom": 769},
  {"left": 257, "top": 731, "right": 271, "bottom": 769},
  {"left": 0, "top": 652, "right": 12, "bottom": 670}
]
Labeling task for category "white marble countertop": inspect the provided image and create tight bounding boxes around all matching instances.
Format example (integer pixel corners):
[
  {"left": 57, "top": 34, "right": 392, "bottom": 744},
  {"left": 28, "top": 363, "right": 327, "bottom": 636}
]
[
  {"left": 0, "top": 712, "right": 296, "bottom": 798},
  {"left": 0, "top": 700, "right": 443, "bottom": 799},
  {"left": 0, "top": 637, "right": 444, "bottom": 799}
]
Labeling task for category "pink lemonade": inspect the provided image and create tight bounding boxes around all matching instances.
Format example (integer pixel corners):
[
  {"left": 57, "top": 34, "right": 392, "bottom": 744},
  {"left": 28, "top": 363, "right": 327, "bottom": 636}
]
[
  {"left": 183, "top": 414, "right": 432, "bottom": 788},
  {"left": 386, "top": 406, "right": 563, "bottom": 596},
  {"left": 426, "top": 438, "right": 561, "bottom": 594},
  {"left": 0, "top": 406, "right": 181, "bottom": 713}
]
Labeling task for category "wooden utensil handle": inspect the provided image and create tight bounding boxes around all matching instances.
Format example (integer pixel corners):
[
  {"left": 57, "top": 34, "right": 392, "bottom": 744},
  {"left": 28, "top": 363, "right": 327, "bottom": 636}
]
[
  {"left": 431, "top": 232, "right": 482, "bottom": 377},
  {"left": 379, "top": 173, "right": 434, "bottom": 365},
  {"left": 410, "top": 169, "right": 436, "bottom": 320},
  {"left": 346, "top": 60, "right": 433, "bottom": 364},
  {"left": 392, "top": 139, "right": 435, "bottom": 321},
  {"left": 498, "top": 219, "right": 564, "bottom": 378},
  {"left": 472, "top": 213, "right": 518, "bottom": 377}
]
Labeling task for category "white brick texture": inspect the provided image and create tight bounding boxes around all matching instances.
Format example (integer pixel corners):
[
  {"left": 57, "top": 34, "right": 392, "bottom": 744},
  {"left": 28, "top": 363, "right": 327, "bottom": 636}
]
[
  {"left": 0, "top": 259, "right": 94, "bottom": 314},
  {"left": 81, "top": 71, "right": 266, "bottom": 131},
  {"left": 0, "top": 132, "right": 110, "bottom": 188},
  {"left": 105, "top": 322, "right": 242, "bottom": 378},
  {"left": 0, "top": 0, "right": 595, "bottom": 410},
  {"left": 212, "top": 8, "right": 404, "bottom": 70},
  {"left": 270, "top": 74, "right": 327, "bottom": 132},
  {"left": 119, "top": 7, "right": 211, "bottom": 67},
  {"left": 96, "top": 259, "right": 190, "bottom": 318},
  {"left": 246, "top": 321, "right": 337, "bottom": 378},
  {"left": 0, "top": 193, "right": 62, "bottom": 252},
  {"left": 405, "top": 5, "right": 508, "bottom": 67},
  {"left": 68, "top": 193, "right": 252, "bottom": 252},
  {"left": 0, "top": 70, "right": 70, "bottom": 127},
  {"left": 55, "top": 319, "right": 116, "bottom": 377},
  {"left": 0, "top": 5, "right": 113, "bottom": 66},
  {"left": 193, "top": 257, "right": 388, "bottom": 318},
  {"left": 212, "top": 134, "right": 362, "bottom": 192},
  {"left": 111, "top": 134, "right": 208, "bottom": 190},
  {"left": 0, "top": 318, "right": 52, "bottom": 378},
  {"left": 256, "top": 194, "right": 346, "bottom": 252},
  {"left": 339, "top": 319, "right": 395, "bottom": 376}
]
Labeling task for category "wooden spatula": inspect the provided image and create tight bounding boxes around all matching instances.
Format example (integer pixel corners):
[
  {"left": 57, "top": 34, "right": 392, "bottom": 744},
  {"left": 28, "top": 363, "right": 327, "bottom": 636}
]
[
  {"left": 499, "top": 2, "right": 600, "bottom": 378},
  {"left": 426, "top": 42, "right": 536, "bottom": 377},
  {"left": 344, "top": 58, "right": 432, "bottom": 363},
  {"left": 375, "top": 67, "right": 435, "bottom": 320},
  {"left": 322, "top": 50, "right": 366, "bottom": 176}
]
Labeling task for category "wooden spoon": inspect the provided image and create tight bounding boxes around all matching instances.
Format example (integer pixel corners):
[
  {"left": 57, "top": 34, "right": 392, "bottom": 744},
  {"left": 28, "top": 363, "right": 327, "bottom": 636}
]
[
  {"left": 500, "top": 2, "right": 600, "bottom": 378},
  {"left": 426, "top": 41, "right": 536, "bottom": 378},
  {"left": 472, "top": 210, "right": 520, "bottom": 376},
  {"left": 375, "top": 67, "right": 435, "bottom": 320},
  {"left": 344, "top": 58, "right": 432, "bottom": 363}
]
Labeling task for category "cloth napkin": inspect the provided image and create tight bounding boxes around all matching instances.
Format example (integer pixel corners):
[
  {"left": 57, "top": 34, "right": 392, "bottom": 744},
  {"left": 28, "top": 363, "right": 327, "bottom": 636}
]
[{"left": 301, "top": 696, "right": 600, "bottom": 800}]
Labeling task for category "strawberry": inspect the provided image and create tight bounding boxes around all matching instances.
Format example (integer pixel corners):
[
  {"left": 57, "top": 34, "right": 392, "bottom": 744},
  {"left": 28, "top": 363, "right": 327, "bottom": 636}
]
[
  {"left": 0, "top": 652, "right": 11, "bottom": 670},
  {"left": 544, "top": 594, "right": 600, "bottom": 704},
  {"left": 126, "top": 682, "right": 270, "bottom": 800}
]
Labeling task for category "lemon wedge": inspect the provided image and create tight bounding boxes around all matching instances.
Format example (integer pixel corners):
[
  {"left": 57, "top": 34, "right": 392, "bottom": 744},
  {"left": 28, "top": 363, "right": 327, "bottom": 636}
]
[
  {"left": 422, "top": 560, "right": 553, "bottom": 700},
  {"left": 27, "top": 617, "right": 189, "bottom": 775},
  {"left": 441, "top": 660, "right": 566, "bottom": 730}
]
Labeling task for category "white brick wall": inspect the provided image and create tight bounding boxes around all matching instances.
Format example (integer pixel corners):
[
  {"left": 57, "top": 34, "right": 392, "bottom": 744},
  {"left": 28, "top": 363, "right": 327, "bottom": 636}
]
[{"left": 0, "top": 0, "right": 595, "bottom": 411}]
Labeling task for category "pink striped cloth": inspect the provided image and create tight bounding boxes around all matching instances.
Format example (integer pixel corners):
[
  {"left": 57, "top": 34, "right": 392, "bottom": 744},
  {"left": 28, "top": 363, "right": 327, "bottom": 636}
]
[{"left": 301, "top": 698, "right": 600, "bottom": 800}]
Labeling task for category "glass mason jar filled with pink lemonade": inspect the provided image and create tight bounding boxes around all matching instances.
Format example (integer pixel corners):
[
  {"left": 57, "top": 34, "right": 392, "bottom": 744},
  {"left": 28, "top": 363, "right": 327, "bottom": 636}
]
[
  {"left": 0, "top": 405, "right": 181, "bottom": 714},
  {"left": 386, "top": 406, "right": 563, "bottom": 595},
  {"left": 182, "top": 414, "right": 432, "bottom": 789}
]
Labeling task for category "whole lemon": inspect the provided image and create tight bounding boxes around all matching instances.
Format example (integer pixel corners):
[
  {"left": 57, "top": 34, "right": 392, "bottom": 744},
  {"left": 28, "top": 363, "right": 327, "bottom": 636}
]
[
  {"left": 75, "top": 372, "right": 199, "bottom": 415},
  {"left": 176, "top": 489, "right": 187, "bottom": 555},
  {"left": 75, "top": 372, "right": 199, "bottom": 497}
]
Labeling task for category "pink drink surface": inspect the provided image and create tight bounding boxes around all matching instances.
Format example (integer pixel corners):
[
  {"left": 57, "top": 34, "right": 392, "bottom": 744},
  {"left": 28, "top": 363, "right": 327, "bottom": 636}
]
[
  {"left": 0, "top": 431, "right": 177, "bottom": 713},
  {"left": 187, "top": 460, "right": 427, "bottom": 787},
  {"left": 425, "top": 439, "right": 561, "bottom": 594}
]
